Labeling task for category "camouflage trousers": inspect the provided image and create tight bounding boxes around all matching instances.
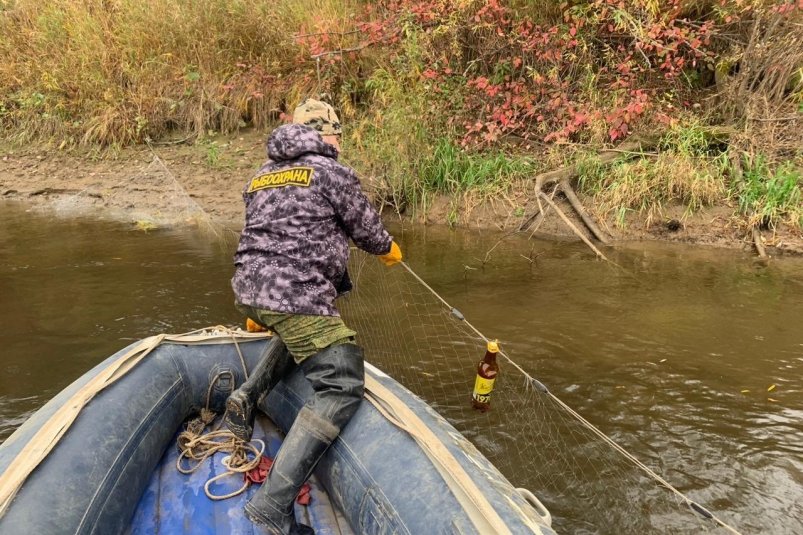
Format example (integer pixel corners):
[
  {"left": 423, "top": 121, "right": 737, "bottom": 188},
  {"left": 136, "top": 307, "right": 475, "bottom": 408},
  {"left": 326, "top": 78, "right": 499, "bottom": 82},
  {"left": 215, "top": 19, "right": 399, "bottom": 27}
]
[{"left": 235, "top": 303, "right": 357, "bottom": 363}]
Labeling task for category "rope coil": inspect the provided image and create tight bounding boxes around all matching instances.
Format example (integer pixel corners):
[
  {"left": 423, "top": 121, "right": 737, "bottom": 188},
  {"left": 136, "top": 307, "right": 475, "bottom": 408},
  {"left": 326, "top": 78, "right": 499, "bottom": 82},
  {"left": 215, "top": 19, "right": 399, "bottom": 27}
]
[
  {"left": 176, "top": 421, "right": 265, "bottom": 500},
  {"left": 174, "top": 336, "right": 263, "bottom": 501}
]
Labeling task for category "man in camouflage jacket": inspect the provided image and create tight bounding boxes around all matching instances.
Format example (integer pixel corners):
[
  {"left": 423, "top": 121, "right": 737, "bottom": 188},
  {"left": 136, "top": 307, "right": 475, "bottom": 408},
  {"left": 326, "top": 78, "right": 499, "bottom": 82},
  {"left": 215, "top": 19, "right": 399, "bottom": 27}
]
[{"left": 225, "top": 99, "right": 402, "bottom": 534}]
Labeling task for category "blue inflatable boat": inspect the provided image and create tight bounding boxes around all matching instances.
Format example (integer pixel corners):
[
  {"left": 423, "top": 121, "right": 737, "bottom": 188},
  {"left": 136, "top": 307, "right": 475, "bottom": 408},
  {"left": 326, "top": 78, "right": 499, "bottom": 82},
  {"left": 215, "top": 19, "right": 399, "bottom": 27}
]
[{"left": 0, "top": 329, "right": 556, "bottom": 534}]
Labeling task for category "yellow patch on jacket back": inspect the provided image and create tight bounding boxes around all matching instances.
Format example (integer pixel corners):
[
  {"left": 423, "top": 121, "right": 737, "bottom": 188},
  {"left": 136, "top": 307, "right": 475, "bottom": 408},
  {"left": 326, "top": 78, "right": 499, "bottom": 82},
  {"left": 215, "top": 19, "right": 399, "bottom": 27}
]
[{"left": 247, "top": 167, "right": 314, "bottom": 193}]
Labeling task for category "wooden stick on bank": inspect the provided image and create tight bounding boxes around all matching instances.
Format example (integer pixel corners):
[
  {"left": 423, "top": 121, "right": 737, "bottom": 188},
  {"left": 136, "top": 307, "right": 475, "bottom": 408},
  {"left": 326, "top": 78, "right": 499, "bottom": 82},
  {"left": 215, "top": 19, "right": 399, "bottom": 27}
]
[
  {"left": 521, "top": 138, "right": 657, "bottom": 246},
  {"left": 521, "top": 127, "right": 738, "bottom": 257},
  {"left": 537, "top": 192, "right": 610, "bottom": 262}
]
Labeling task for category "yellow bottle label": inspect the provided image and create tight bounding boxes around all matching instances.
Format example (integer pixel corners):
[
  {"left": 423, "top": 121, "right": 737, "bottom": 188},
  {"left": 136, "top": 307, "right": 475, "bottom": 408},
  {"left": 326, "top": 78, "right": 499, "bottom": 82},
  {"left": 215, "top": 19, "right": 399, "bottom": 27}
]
[{"left": 472, "top": 375, "right": 496, "bottom": 403}]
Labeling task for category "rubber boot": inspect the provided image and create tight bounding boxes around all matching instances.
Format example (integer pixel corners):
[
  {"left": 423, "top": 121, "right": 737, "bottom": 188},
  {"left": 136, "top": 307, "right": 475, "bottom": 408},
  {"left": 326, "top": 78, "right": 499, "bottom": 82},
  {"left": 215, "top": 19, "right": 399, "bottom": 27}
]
[
  {"left": 244, "top": 344, "right": 365, "bottom": 534},
  {"left": 224, "top": 339, "right": 293, "bottom": 441}
]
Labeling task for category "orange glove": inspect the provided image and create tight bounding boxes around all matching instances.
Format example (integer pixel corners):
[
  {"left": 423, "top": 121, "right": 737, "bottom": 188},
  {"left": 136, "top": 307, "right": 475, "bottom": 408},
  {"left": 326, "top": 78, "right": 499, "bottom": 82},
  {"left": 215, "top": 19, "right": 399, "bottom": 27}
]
[
  {"left": 246, "top": 318, "right": 268, "bottom": 332},
  {"left": 379, "top": 241, "right": 403, "bottom": 267}
]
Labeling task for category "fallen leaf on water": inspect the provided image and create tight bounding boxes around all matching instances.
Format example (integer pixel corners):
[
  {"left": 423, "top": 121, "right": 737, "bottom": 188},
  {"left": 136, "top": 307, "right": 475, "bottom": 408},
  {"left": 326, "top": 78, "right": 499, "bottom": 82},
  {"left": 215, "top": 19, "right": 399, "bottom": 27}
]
[
  {"left": 740, "top": 389, "right": 750, "bottom": 393},
  {"left": 767, "top": 384, "right": 777, "bottom": 392},
  {"left": 135, "top": 220, "right": 158, "bottom": 232}
]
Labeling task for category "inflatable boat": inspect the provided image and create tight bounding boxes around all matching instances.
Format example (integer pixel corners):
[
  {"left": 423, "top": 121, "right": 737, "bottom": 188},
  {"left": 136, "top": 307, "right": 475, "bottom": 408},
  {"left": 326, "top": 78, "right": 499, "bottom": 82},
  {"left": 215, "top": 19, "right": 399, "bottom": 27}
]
[{"left": 0, "top": 329, "right": 556, "bottom": 534}]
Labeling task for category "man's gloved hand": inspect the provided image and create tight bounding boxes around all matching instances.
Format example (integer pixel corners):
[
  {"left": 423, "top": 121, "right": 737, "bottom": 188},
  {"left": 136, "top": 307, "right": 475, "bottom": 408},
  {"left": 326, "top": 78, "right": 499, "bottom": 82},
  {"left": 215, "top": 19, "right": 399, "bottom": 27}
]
[
  {"left": 379, "top": 241, "right": 403, "bottom": 267},
  {"left": 246, "top": 318, "right": 268, "bottom": 332}
]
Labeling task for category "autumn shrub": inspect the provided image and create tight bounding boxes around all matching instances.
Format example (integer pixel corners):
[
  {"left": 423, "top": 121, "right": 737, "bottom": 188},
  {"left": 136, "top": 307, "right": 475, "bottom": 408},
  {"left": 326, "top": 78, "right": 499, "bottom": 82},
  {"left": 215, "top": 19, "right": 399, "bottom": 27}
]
[
  {"left": 345, "top": 62, "right": 539, "bottom": 216},
  {"left": 309, "top": 0, "right": 802, "bottom": 225},
  {"left": 345, "top": 0, "right": 727, "bottom": 146}
]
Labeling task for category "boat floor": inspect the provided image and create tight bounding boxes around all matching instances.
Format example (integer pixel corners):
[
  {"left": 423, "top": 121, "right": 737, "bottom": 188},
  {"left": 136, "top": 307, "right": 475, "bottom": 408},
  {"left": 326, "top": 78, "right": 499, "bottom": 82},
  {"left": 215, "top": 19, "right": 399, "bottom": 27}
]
[{"left": 128, "top": 414, "right": 355, "bottom": 534}]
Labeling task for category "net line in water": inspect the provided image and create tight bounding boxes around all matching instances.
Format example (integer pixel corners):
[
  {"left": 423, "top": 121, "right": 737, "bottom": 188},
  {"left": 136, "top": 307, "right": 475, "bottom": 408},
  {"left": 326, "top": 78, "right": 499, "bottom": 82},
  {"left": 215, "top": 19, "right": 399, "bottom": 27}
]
[
  {"left": 341, "top": 250, "right": 743, "bottom": 535},
  {"left": 49, "top": 146, "right": 234, "bottom": 245}
]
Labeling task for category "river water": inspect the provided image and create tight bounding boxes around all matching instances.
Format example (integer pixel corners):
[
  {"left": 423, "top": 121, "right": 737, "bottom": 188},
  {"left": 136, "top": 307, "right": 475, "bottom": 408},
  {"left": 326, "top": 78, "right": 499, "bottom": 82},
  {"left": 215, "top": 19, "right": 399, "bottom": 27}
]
[{"left": 1, "top": 201, "right": 801, "bottom": 534}]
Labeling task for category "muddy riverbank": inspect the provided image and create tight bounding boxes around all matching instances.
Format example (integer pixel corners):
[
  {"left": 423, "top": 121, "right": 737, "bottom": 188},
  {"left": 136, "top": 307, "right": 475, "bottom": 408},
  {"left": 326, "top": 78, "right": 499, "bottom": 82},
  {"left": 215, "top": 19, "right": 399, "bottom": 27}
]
[{"left": 2, "top": 131, "right": 802, "bottom": 258}]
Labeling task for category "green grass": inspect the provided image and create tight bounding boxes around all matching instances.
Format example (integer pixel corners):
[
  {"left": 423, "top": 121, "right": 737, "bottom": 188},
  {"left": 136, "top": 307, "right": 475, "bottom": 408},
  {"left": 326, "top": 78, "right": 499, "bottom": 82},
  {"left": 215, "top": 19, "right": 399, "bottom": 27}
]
[
  {"left": 658, "top": 119, "right": 718, "bottom": 158},
  {"left": 419, "top": 138, "right": 537, "bottom": 194},
  {"left": 734, "top": 155, "right": 803, "bottom": 229},
  {"left": 202, "top": 140, "right": 222, "bottom": 168}
]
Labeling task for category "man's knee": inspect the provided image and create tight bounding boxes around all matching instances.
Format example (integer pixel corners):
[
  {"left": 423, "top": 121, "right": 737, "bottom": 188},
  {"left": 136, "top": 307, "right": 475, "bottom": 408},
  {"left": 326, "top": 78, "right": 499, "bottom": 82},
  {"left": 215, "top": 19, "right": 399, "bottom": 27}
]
[{"left": 300, "top": 343, "right": 365, "bottom": 425}]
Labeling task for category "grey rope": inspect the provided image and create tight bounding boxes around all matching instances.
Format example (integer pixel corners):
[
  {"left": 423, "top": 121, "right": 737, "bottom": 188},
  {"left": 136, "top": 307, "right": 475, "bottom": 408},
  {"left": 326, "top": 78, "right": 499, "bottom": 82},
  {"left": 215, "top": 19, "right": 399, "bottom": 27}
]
[
  {"left": 398, "top": 261, "right": 743, "bottom": 535},
  {"left": 400, "top": 262, "right": 547, "bottom": 383}
]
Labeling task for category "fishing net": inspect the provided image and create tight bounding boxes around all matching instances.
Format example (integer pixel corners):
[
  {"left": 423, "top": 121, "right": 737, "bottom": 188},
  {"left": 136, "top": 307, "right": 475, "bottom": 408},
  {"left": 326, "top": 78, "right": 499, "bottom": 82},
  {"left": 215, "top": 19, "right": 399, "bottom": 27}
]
[
  {"left": 340, "top": 250, "right": 738, "bottom": 535},
  {"left": 49, "top": 153, "right": 228, "bottom": 241}
]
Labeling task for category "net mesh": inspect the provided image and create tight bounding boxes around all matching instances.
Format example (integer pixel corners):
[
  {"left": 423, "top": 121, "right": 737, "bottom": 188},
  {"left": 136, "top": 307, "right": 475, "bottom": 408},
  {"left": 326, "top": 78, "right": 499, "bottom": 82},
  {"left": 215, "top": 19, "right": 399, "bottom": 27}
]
[
  {"left": 340, "top": 250, "right": 734, "bottom": 534},
  {"left": 49, "top": 154, "right": 227, "bottom": 240}
]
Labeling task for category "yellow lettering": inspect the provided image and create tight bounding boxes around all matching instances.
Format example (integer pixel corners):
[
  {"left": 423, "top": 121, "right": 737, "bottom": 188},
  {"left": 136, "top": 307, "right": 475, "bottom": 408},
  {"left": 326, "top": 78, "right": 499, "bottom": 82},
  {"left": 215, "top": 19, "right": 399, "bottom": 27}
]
[{"left": 247, "top": 167, "right": 314, "bottom": 193}]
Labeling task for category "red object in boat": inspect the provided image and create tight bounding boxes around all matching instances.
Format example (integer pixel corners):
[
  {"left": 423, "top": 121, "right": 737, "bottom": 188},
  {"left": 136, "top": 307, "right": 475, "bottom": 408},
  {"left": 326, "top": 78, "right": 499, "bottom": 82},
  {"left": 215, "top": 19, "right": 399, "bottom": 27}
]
[{"left": 245, "top": 456, "right": 312, "bottom": 504}]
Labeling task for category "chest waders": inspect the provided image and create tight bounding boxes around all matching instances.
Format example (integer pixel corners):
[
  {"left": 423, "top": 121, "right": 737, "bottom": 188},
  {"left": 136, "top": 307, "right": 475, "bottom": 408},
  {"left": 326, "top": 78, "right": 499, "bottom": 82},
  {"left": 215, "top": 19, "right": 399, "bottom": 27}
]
[{"left": 223, "top": 343, "right": 365, "bottom": 535}]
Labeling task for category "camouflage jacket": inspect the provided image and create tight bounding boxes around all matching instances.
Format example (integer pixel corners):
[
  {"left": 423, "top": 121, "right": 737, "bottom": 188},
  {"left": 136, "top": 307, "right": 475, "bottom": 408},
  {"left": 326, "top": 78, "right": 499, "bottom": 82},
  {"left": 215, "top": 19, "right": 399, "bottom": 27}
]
[{"left": 231, "top": 124, "right": 393, "bottom": 316}]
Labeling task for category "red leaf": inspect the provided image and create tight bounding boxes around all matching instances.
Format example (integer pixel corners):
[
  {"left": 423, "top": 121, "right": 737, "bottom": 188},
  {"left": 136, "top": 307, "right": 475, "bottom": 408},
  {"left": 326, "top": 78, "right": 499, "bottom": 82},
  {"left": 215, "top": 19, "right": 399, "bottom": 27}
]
[
  {"left": 473, "top": 77, "right": 489, "bottom": 90},
  {"left": 572, "top": 113, "right": 587, "bottom": 126}
]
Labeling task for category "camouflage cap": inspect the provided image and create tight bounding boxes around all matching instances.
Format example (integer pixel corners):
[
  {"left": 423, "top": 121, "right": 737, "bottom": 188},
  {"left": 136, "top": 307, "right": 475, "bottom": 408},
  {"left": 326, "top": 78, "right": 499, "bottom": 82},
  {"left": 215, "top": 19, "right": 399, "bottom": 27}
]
[{"left": 292, "top": 98, "right": 342, "bottom": 136}]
